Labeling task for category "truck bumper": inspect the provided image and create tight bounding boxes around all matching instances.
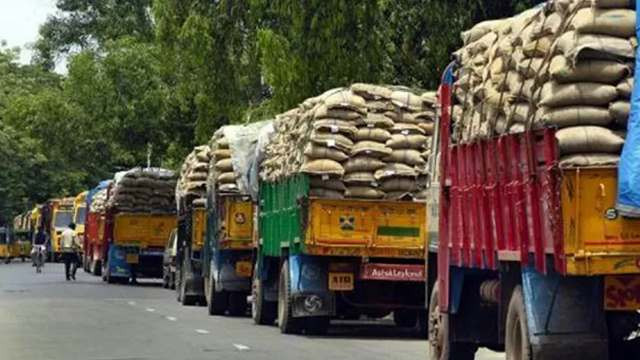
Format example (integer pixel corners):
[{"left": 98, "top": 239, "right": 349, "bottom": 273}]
[{"left": 213, "top": 250, "right": 252, "bottom": 292}]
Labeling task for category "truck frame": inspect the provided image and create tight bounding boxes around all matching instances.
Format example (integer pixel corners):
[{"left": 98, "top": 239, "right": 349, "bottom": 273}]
[
  {"left": 426, "top": 63, "right": 640, "bottom": 360},
  {"left": 175, "top": 203, "right": 207, "bottom": 306},
  {"left": 252, "top": 175, "right": 428, "bottom": 335}
]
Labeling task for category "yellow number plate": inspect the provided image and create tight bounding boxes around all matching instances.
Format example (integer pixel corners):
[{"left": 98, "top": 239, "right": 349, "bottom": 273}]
[
  {"left": 235, "top": 261, "right": 252, "bottom": 278},
  {"left": 328, "top": 272, "right": 354, "bottom": 291},
  {"left": 604, "top": 275, "right": 640, "bottom": 311},
  {"left": 125, "top": 254, "right": 139, "bottom": 264}
]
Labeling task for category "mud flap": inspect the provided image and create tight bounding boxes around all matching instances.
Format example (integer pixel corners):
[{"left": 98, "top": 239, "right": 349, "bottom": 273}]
[
  {"left": 288, "top": 254, "right": 334, "bottom": 317},
  {"left": 521, "top": 267, "right": 608, "bottom": 360},
  {"left": 107, "top": 245, "right": 131, "bottom": 278},
  {"left": 213, "top": 249, "right": 252, "bottom": 292}
]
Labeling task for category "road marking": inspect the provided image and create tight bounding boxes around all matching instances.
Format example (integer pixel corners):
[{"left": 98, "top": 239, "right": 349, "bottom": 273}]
[
  {"left": 128, "top": 301, "right": 136, "bottom": 306},
  {"left": 195, "top": 329, "right": 209, "bottom": 334},
  {"left": 233, "top": 344, "right": 250, "bottom": 351},
  {"left": 145, "top": 308, "right": 156, "bottom": 312},
  {"left": 166, "top": 316, "right": 177, "bottom": 321}
]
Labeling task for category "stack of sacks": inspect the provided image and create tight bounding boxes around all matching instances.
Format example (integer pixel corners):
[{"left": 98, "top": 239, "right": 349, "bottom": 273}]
[
  {"left": 452, "top": 0, "right": 635, "bottom": 167},
  {"left": 260, "top": 84, "right": 433, "bottom": 201},
  {"left": 209, "top": 130, "right": 239, "bottom": 193},
  {"left": 107, "top": 168, "right": 177, "bottom": 213},
  {"left": 90, "top": 189, "right": 108, "bottom": 213},
  {"left": 176, "top": 145, "right": 211, "bottom": 208}
]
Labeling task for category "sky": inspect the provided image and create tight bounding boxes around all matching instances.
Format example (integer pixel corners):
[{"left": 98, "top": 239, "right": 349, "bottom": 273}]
[{"left": 0, "top": 0, "right": 57, "bottom": 64}]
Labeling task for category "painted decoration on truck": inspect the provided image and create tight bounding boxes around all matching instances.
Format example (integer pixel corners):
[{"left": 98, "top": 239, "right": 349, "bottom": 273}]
[{"left": 359, "top": 263, "right": 425, "bottom": 282}]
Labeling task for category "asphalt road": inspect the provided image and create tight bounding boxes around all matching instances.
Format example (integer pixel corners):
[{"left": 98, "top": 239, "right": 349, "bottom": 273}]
[{"left": 0, "top": 261, "right": 503, "bottom": 360}]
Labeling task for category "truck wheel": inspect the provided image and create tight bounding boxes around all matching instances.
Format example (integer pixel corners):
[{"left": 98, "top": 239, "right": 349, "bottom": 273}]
[
  {"left": 608, "top": 312, "right": 640, "bottom": 360},
  {"left": 428, "top": 284, "right": 476, "bottom": 360},
  {"left": 94, "top": 260, "right": 102, "bottom": 276},
  {"left": 105, "top": 258, "right": 115, "bottom": 284},
  {"left": 228, "top": 292, "right": 248, "bottom": 317},
  {"left": 180, "top": 270, "right": 196, "bottom": 306},
  {"left": 505, "top": 286, "right": 532, "bottom": 360},
  {"left": 278, "top": 259, "right": 302, "bottom": 334},
  {"left": 394, "top": 309, "right": 418, "bottom": 328},
  {"left": 206, "top": 272, "right": 228, "bottom": 315},
  {"left": 252, "top": 271, "right": 277, "bottom": 325}
]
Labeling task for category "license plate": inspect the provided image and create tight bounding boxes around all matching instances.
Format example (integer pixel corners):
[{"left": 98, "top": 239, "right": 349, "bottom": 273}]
[
  {"left": 604, "top": 275, "right": 640, "bottom": 310},
  {"left": 329, "top": 272, "right": 354, "bottom": 291},
  {"left": 235, "top": 261, "right": 252, "bottom": 277},
  {"left": 125, "top": 254, "right": 139, "bottom": 264}
]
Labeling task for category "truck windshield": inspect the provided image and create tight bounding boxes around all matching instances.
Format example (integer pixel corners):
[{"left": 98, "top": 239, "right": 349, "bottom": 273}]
[
  {"left": 54, "top": 211, "right": 73, "bottom": 228},
  {"left": 75, "top": 207, "right": 87, "bottom": 225}
]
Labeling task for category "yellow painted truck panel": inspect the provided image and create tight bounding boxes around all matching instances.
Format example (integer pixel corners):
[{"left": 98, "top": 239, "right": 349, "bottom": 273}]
[
  {"left": 562, "top": 168, "right": 640, "bottom": 275},
  {"left": 113, "top": 214, "right": 176, "bottom": 248},
  {"left": 219, "top": 198, "right": 253, "bottom": 249},
  {"left": 192, "top": 208, "right": 206, "bottom": 250},
  {"left": 305, "top": 199, "right": 426, "bottom": 259}
]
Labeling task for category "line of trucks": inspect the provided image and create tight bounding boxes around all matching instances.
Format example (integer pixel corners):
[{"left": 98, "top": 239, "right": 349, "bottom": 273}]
[{"left": 7, "top": 1, "right": 640, "bottom": 358}]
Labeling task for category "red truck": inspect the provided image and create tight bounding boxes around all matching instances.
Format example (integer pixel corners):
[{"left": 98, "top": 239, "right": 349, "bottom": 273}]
[
  {"left": 83, "top": 181, "right": 111, "bottom": 275},
  {"left": 426, "top": 64, "right": 640, "bottom": 360}
]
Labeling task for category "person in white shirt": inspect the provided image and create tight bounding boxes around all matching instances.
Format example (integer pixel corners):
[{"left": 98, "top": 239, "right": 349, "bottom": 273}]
[{"left": 60, "top": 223, "right": 80, "bottom": 281}]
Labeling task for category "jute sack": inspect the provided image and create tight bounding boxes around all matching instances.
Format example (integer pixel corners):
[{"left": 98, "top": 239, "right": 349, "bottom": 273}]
[
  {"left": 218, "top": 172, "right": 237, "bottom": 184},
  {"left": 617, "top": 77, "right": 633, "bottom": 98},
  {"left": 313, "top": 120, "right": 358, "bottom": 137},
  {"left": 365, "top": 100, "right": 395, "bottom": 112},
  {"left": 314, "top": 104, "right": 362, "bottom": 120},
  {"left": 324, "top": 91, "right": 366, "bottom": 113},
  {"left": 300, "top": 159, "right": 345, "bottom": 176},
  {"left": 363, "top": 113, "right": 395, "bottom": 128},
  {"left": 559, "top": 153, "right": 620, "bottom": 167},
  {"left": 391, "top": 91, "right": 424, "bottom": 111},
  {"left": 309, "top": 132, "right": 354, "bottom": 152},
  {"left": 609, "top": 101, "right": 630, "bottom": 126},
  {"left": 304, "top": 144, "right": 349, "bottom": 162},
  {"left": 556, "top": 31, "right": 635, "bottom": 61},
  {"left": 571, "top": 8, "right": 636, "bottom": 38},
  {"left": 591, "top": 0, "right": 632, "bottom": 8},
  {"left": 215, "top": 159, "right": 234, "bottom": 172},
  {"left": 386, "top": 134, "right": 428, "bottom": 150},
  {"left": 345, "top": 186, "right": 384, "bottom": 199},
  {"left": 351, "top": 83, "right": 392, "bottom": 100},
  {"left": 523, "top": 35, "right": 554, "bottom": 57},
  {"left": 310, "top": 177, "right": 346, "bottom": 191},
  {"left": 219, "top": 183, "right": 238, "bottom": 192},
  {"left": 556, "top": 126, "right": 625, "bottom": 155},
  {"left": 344, "top": 172, "right": 376, "bottom": 185},
  {"left": 344, "top": 156, "right": 386, "bottom": 172},
  {"left": 384, "top": 150, "right": 426, "bottom": 166},
  {"left": 549, "top": 56, "right": 629, "bottom": 84},
  {"left": 351, "top": 141, "right": 393, "bottom": 158},
  {"left": 462, "top": 19, "right": 504, "bottom": 44},
  {"left": 310, "top": 188, "right": 344, "bottom": 199},
  {"left": 539, "top": 82, "right": 618, "bottom": 107},
  {"left": 374, "top": 163, "right": 418, "bottom": 180},
  {"left": 391, "top": 123, "right": 426, "bottom": 135},
  {"left": 418, "top": 122, "right": 435, "bottom": 135},
  {"left": 354, "top": 128, "right": 392, "bottom": 142},
  {"left": 505, "top": 103, "right": 535, "bottom": 124},
  {"left": 380, "top": 178, "right": 417, "bottom": 192},
  {"left": 540, "top": 106, "right": 613, "bottom": 127}
]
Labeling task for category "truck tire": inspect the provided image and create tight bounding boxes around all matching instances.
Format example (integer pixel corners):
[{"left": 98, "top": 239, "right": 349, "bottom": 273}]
[
  {"left": 277, "top": 259, "right": 303, "bottom": 334},
  {"left": 228, "top": 292, "right": 248, "bottom": 317},
  {"left": 608, "top": 312, "right": 640, "bottom": 360},
  {"left": 105, "top": 257, "right": 116, "bottom": 284},
  {"left": 206, "top": 271, "right": 228, "bottom": 315},
  {"left": 505, "top": 286, "right": 532, "bottom": 360},
  {"left": 180, "top": 272, "right": 196, "bottom": 306},
  {"left": 93, "top": 260, "right": 102, "bottom": 276},
  {"left": 428, "top": 284, "right": 476, "bottom": 360},
  {"left": 394, "top": 309, "right": 418, "bottom": 328},
  {"left": 252, "top": 270, "right": 277, "bottom": 325}
]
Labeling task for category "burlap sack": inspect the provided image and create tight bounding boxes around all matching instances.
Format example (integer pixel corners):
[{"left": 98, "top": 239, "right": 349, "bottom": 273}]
[
  {"left": 540, "top": 106, "right": 613, "bottom": 128},
  {"left": 556, "top": 126, "right": 625, "bottom": 155},
  {"left": 344, "top": 156, "right": 386, "bottom": 172},
  {"left": 345, "top": 186, "right": 385, "bottom": 199},
  {"left": 314, "top": 104, "right": 363, "bottom": 120},
  {"left": 391, "top": 123, "right": 426, "bottom": 135},
  {"left": 549, "top": 56, "right": 629, "bottom": 84},
  {"left": 362, "top": 113, "right": 395, "bottom": 128},
  {"left": 344, "top": 172, "right": 376, "bottom": 185},
  {"left": 300, "top": 159, "right": 345, "bottom": 176},
  {"left": 324, "top": 91, "right": 366, "bottom": 113},
  {"left": 384, "top": 150, "right": 426, "bottom": 166},
  {"left": 572, "top": 8, "right": 636, "bottom": 38},
  {"left": 374, "top": 163, "right": 418, "bottom": 180},
  {"left": 310, "top": 188, "right": 344, "bottom": 199},
  {"left": 354, "top": 128, "right": 392, "bottom": 142},
  {"left": 351, "top": 141, "right": 393, "bottom": 158},
  {"left": 609, "top": 101, "right": 630, "bottom": 126},
  {"left": 617, "top": 77, "right": 633, "bottom": 98},
  {"left": 215, "top": 159, "right": 234, "bottom": 172},
  {"left": 380, "top": 178, "right": 417, "bottom": 192},
  {"left": 213, "top": 149, "right": 231, "bottom": 159},
  {"left": 539, "top": 82, "right": 618, "bottom": 107},
  {"left": 218, "top": 172, "right": 237, "bottom": 184},
  {"left": 386, "top": 134, "right": 428, "bottom": 150},
  {"left": 304, "top": 144, "right": 349, "bottom": 162},
  {"left": 351, "top": 83, "right": 392, "bottom": 100},
  {"left": 591, "top": 0, "right": 632, "bottom": 8},
  {"left": 556, "top": 31, "right": 635, "bottom": 61},
  {"left": 313, "top": 119, "right": 358, "bottom": 137},
  {"left": 310, "top": 177, "right": 346, "bottom": 191},
  {"left": 559, "top": 153, "right": 620, "bottom": 167}
]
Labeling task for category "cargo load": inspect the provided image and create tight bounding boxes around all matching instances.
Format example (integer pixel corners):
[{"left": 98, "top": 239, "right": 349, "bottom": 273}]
[{"left": 107, "top": 167, "right": 177, "bottom": 214}]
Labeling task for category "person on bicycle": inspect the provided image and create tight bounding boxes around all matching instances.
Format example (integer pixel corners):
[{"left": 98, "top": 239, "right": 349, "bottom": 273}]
[
  {"left": 32, "top": 227, "right": 48, "bottom": 269},
  {"left": 60, "top": 223, "right": 80, "bottom": 281}
]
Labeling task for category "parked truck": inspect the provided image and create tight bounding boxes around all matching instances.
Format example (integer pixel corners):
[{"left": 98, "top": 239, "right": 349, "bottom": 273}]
[
  {"left": 73, "top": 191, "right": 87, "bottom": 251},
  {"left": 12, "top": 212, "right": 31, "bottom": 261},
  {"left": 426, "top": 57, "right": 640, "bottom": 360},
  {"left": 174, "top": 146, "right": 210, "bottom": 306},
  {"left": 49, "top": 197, "right": 74, "bottom": 261},
  {"left": 83, "top": 181, "right": 110, "bottom": 275},
  {"left": 101, "top": 168, "right": 177, "bottom": 284}
]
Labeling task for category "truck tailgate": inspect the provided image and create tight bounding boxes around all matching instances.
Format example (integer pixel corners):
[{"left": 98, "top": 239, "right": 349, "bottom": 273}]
[
  {"left": 113, "top": 214, "right": 176, "bottom": 248},
  {"left": 306, "top": 199, "right": 426, "bottom": 258}
]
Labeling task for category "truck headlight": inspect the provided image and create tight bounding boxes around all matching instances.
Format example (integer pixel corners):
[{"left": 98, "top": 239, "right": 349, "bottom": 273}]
[{"left": 303, "top": 295, "right": 323, "bottom": 313}]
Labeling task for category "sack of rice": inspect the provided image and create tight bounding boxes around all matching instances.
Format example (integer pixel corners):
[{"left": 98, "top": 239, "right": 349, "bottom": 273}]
[
  {"left": 351, "top": 141, "right": 393, "bottom": 158},
  {"left": 571, "top": 8, "right": 636, "bottom": 38},
  {"left": 559, "top": 153, "right": 620, "bottom": 167},
  {"left": 344, "top": 156, "right": 386, "bottom": 172},
  {"left": 556, "top": 126, "right": 625, "bottom": 155},
  {"left": 549, "top": 56, "right": 629, "bottom": 84},
  {"left": 345, "top": 186, "right": 385, "bottom": 199},
  {"left": 300, "top": 159, "right": 345, "bottom": 177},
  {"left": 539, "top": 82, "right": 618, "bottom": 108},
  {"left": 609, "top": 101, "right": 630, "bottom": 126}
]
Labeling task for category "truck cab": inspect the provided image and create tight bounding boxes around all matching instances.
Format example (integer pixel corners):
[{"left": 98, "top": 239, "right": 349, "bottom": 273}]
[{"left": 74, "top": 192, "right": 88, "bottom": 250}]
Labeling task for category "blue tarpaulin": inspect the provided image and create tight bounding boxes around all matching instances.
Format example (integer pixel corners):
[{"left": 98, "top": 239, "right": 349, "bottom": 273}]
[{"left": 617, "top": 0, "right": 640, "bottom": 216}]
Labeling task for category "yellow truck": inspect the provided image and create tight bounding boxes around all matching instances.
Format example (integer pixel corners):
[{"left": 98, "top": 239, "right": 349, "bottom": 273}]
[
  {"left": 103, "top": 213, "right": 176, "bottom": 284},
  {"left": 48, "top": 198, "right": 75, "bottom": 261},
  {"left": 73, "top": 192, "right": 88, "bottom": 249}
]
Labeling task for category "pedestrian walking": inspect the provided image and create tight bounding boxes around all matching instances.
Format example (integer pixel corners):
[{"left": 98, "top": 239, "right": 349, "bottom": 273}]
[{"left": 60, "top": 223, "right": 80, "bottom": 281}]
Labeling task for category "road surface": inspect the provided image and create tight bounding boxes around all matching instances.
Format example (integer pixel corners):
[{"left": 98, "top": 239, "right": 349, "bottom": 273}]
[{"left": 0, "top": 261, "right": 503, "bottom": 360}]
